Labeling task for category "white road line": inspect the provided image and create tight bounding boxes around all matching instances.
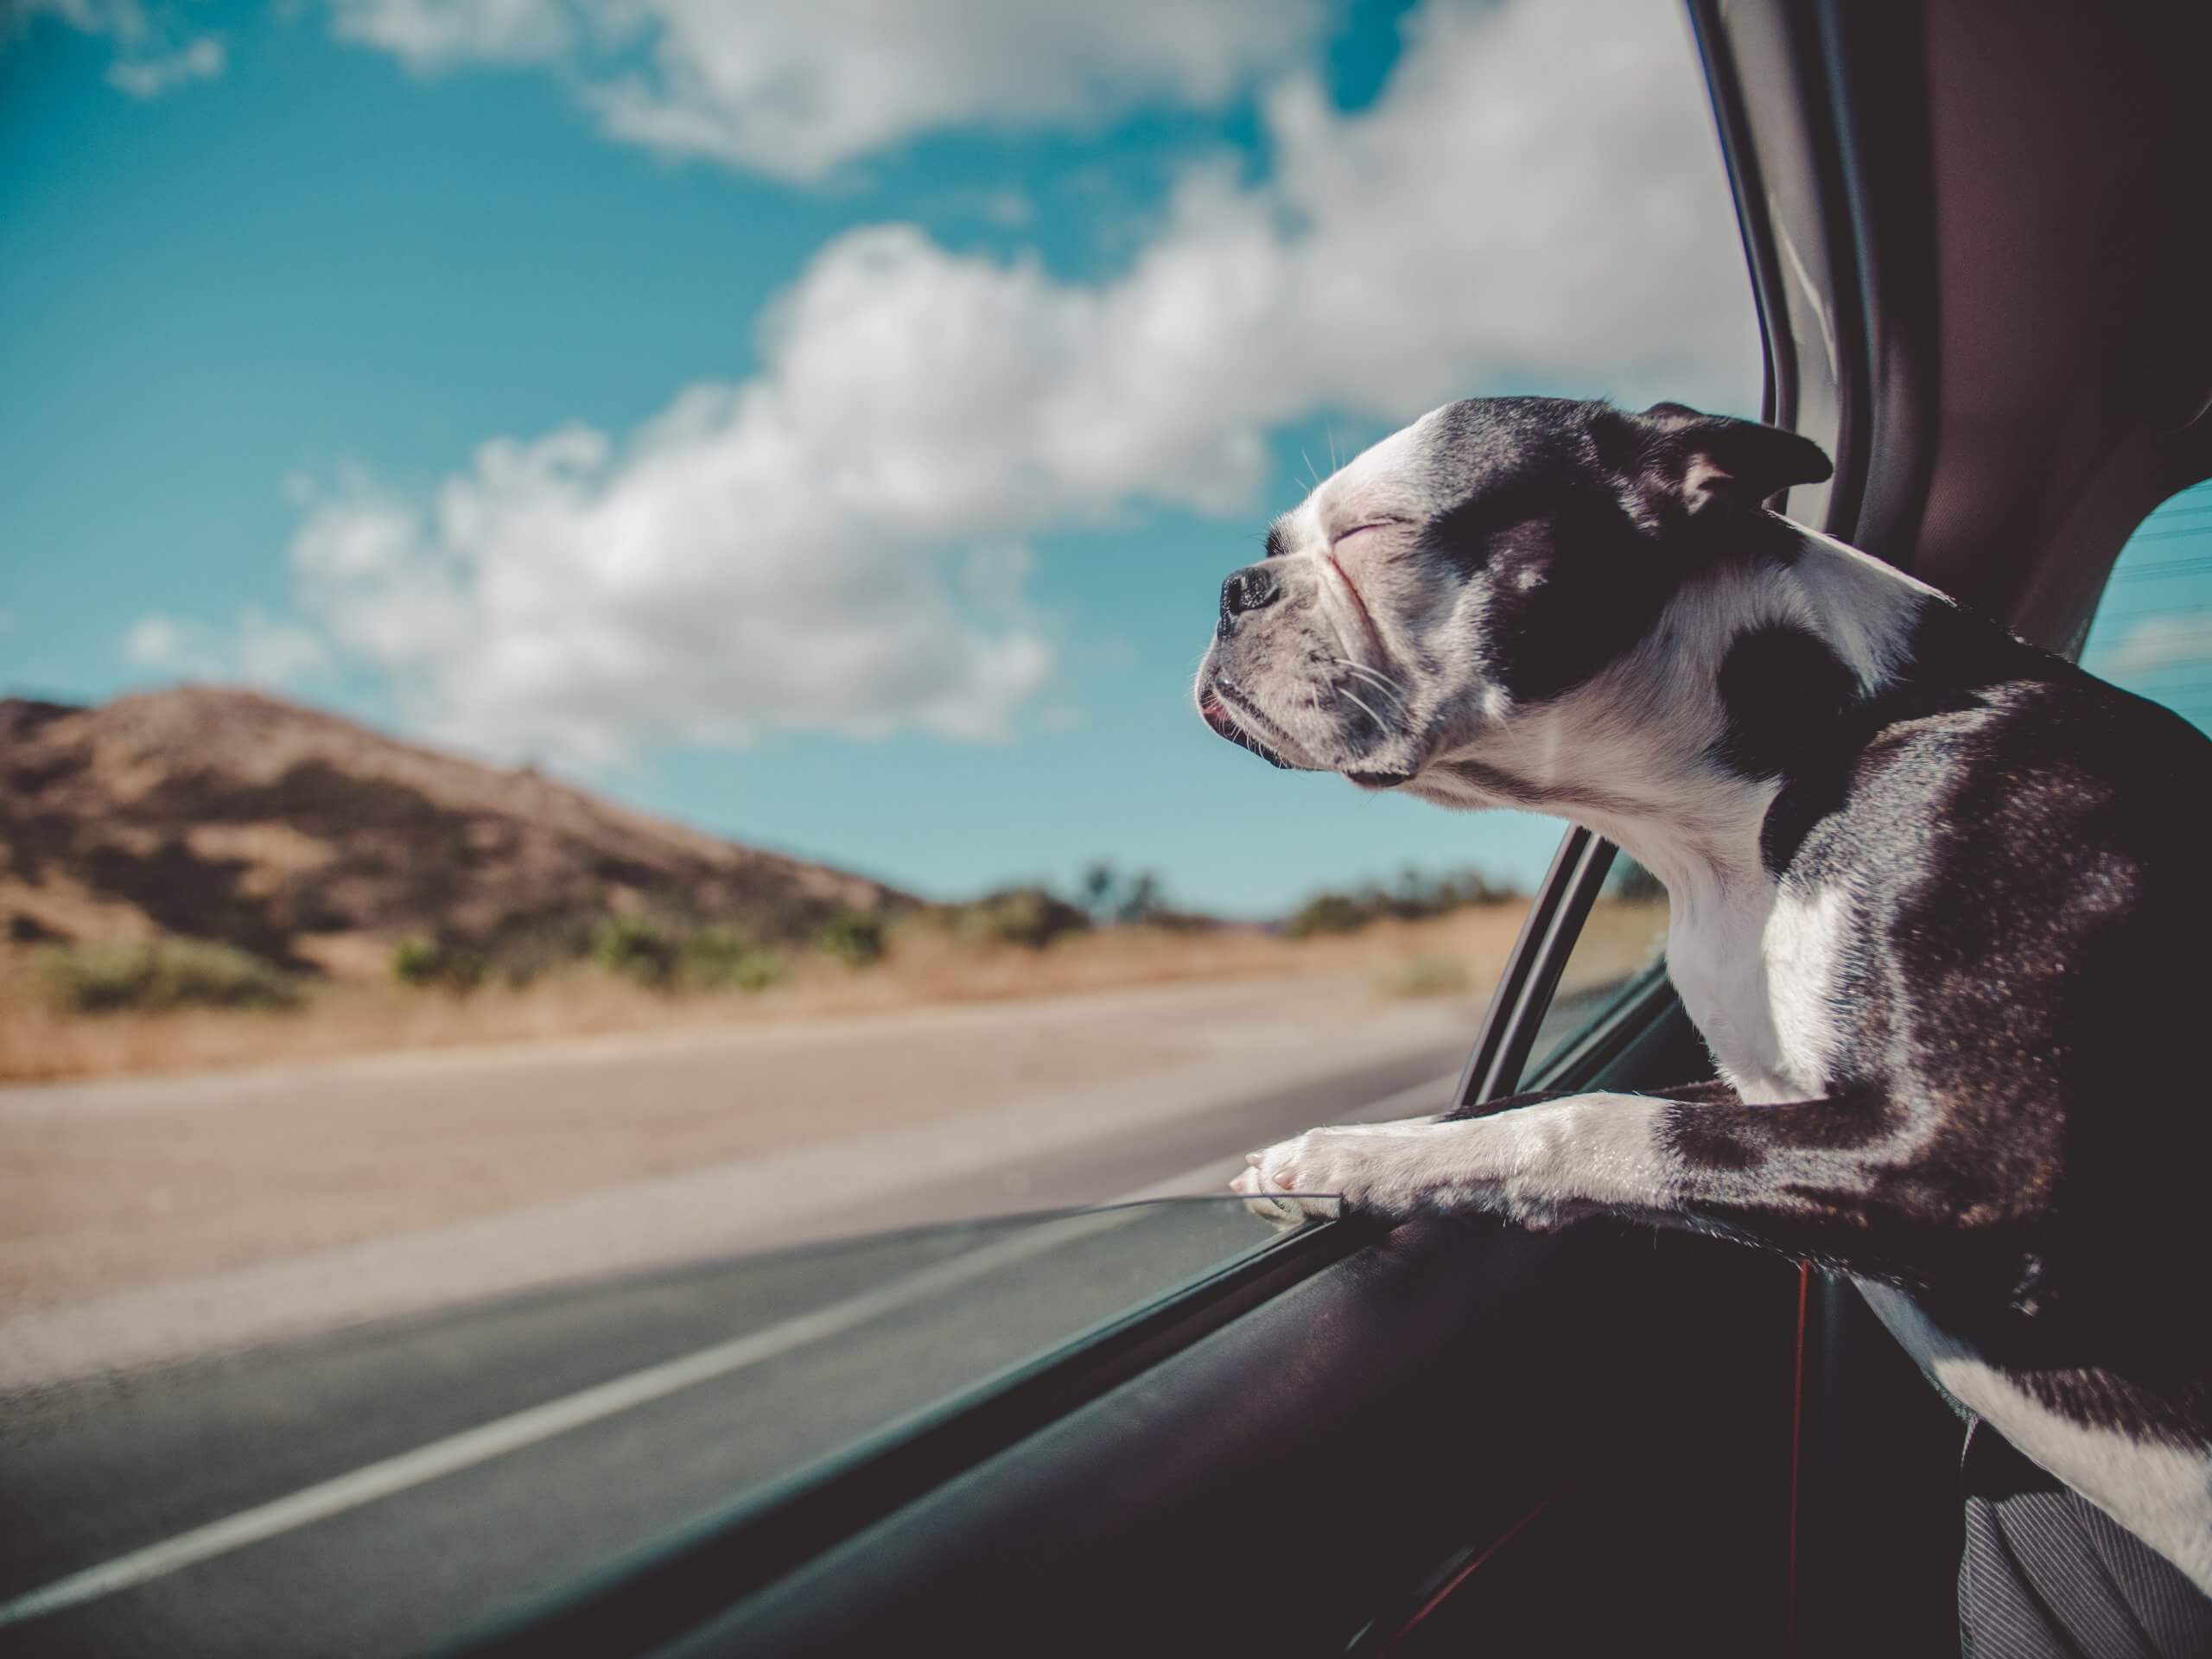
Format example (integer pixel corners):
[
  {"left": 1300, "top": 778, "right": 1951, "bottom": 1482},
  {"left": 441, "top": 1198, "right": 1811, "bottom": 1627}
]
[
  {"left": 0, "top": 1068, "right": 1454, "bottom": 1628},
  {"left": 0, "top": 1208, "right": 1138, "bottom": 1628}
]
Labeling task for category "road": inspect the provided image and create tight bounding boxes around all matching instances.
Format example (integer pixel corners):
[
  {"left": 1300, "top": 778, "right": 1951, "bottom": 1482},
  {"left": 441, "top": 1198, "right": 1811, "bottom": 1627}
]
[{"left": 0, "top": 1033, "right": 1464, "bottom": 1656}]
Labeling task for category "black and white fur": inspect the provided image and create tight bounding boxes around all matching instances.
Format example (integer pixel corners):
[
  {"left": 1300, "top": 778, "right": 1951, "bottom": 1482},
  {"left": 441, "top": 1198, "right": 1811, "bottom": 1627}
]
[{"left": 1198, "top": 397, "right": 2212, "bottom": 1592}]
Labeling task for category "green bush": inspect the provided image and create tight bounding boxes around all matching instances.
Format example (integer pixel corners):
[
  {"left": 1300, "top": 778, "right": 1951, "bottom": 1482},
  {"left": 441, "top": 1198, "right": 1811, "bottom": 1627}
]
[
  {"left": 391, "top": 938, "right": 486, "bottom": 991},
  {"left": 817, "top": 908, "right": 887, "bottom": 969},
  {"left": 1285, "top": 892, "right": 1370, "bottom": 939},
  {"left": 581, "top": 918, "right": 782, "bottom": 993},
  {"left": 592, "top": 916, "right": 681, "bottom": 987},
  {"left": 39, "top": 939, "right": 302, "bottom": 1014},
  {"left": 392, "top": 938, "right": 442, "bottom": 986},
  {"left": 955, "top": 887, "right": 1092, "bottom": 950},
  {"left": 676, "top": 928, "right": 783, "bottom": 993},
  {"left": 1285, "top": 866, "right": 1523, "bottom": 939}
]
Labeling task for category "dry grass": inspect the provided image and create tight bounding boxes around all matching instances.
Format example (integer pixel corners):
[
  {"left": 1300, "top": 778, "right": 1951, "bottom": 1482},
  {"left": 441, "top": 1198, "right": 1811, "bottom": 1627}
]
[
  {"left": 0, "top": 906, "right": 1479, "bottom": 1084},
  {"left": 0, "top": 899, "right": 1670, "bottom": 1086}
]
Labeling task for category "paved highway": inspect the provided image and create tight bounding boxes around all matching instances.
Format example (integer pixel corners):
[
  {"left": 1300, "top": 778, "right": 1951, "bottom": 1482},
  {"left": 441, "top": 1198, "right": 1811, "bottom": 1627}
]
[{"left": 0, "top": 1043, "right": 1461, "bottom": 1656}]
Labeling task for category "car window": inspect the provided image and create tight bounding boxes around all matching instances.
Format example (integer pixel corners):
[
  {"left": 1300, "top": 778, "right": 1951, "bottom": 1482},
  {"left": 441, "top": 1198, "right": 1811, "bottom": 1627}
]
[
  {"left": 1516, "top": 849, "right": 1672, "bottom": 1088},
  {"left": 2081, "top": 481, "right": 2212, "bottom": 728},
  {"left": 1, "top": 1, "right": 1755, "bottom": 1652},
  {"left": 0, "top": 1198, "right": 1330, "bottom": 1651}
]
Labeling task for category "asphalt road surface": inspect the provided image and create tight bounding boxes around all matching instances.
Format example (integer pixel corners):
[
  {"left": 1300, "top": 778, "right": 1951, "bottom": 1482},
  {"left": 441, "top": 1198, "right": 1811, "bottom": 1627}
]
[{"left": 0, "top": 1042, "right": 1462, "bottom": 1657}]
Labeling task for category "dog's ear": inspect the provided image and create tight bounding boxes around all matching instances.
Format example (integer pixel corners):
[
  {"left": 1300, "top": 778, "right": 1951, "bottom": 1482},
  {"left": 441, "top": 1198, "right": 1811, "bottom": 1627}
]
[{"left": 1599, "top": 402, "right": 1833, "bottom": 518}]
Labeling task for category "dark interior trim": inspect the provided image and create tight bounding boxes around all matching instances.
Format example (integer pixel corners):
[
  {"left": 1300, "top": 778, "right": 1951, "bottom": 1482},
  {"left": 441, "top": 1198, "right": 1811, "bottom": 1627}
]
[
  {"left": 1687, "top": 0, "right": 1790, "bottom": 438},
  {"left": 1812, "top": 2, "right": 1941, "bottom": 566}
]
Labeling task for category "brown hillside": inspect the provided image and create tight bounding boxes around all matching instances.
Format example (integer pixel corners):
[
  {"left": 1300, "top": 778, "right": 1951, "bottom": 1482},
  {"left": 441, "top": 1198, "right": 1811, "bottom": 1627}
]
[{"left": 0, "top": 686, "right": 912, "bottom": 978}]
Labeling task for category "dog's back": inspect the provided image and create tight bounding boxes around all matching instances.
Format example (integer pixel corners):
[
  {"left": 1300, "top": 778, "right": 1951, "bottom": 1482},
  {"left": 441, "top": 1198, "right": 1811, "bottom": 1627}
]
[
  {"left": 1202, "top": 396, "right": 2212, "bottom": 1595},
  {"left": 1770, "top": 598, "right": 2212, "bottom": 1584}
]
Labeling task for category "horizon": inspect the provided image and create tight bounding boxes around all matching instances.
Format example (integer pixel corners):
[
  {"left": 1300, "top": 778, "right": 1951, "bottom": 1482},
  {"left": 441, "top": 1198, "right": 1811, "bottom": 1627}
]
[{"left": 1, "top": 677, "right": 1549, "bottom": 915}]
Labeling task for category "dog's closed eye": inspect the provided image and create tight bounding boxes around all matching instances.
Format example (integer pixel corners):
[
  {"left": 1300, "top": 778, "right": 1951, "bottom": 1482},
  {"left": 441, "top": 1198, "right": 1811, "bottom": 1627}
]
[{"left": 1329, "top": 517, "right": 1410, "bottom": 550}]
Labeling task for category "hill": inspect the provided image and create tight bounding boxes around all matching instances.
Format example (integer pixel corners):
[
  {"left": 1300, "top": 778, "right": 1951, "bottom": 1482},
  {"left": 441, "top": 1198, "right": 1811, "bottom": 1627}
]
[{"left": 0, "top": 686, "right": 912, "bottom": 979}]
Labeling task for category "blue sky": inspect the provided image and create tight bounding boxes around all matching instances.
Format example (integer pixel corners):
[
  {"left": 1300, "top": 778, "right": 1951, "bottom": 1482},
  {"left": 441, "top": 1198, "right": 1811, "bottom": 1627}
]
[
  {"left": 2079, "top": 486, "right": 2212, "bottom": 726},
  {"left": 9, "top": 1, "right": 2202, "bottom": 916}
]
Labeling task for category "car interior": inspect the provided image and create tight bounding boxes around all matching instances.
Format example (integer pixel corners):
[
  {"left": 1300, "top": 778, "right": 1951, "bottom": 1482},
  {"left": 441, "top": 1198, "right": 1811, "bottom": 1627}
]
[{"left": 423, "top": 3, "right": 2212, "bottom": 1655}]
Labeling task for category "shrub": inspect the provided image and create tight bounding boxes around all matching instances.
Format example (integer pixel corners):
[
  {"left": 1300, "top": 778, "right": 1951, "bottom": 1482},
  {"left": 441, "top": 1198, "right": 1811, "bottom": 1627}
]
[
  {"left": 955, "top": 887, "right": 1092, "bottom": 950},
  {"left": 1285, "top": 866, "right": 1523, "bottom": 938},
  {"left": 39, "top": 939, "right": 302, "bottom": 1014},
  {"left": 392, "top": 938, "right": 442, "bottom": 986},
  {"left": 592, "top": 917, "right": 681, "bottom": 987},
  {"left": 1285, "top": 892, "right": 1370, "bottom": 939},
  {"left": 580, "top": 918, "right": 783, "bottom": 993},
  {"left": 391, "top": 938, "right": 486, "bottom": 991},
  {"left": 817, "top": 908, "right": 887, "bottom": 969},
  {"left": 676, "top": 928, "right": 783, "bottom": 993}
]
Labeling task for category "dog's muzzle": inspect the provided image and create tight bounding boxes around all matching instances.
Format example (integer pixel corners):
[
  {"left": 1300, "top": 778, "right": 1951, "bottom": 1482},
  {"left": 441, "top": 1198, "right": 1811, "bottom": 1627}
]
[
  {"left": 1197, "top": 678, "right": 1294, "bottom": 769},
  {"left": 1216, "top": 563, "right": 1281, "bottom": 638}
]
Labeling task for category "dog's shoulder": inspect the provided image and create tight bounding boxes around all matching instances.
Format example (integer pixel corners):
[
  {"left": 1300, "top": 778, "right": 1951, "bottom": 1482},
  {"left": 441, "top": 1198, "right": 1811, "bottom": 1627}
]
[
  {"left": 1752, "top": 597, "right": 2211, "bottom": 1159},
  {"left": 1760, "top": 597, "right": 2212, "bottom": 886}
]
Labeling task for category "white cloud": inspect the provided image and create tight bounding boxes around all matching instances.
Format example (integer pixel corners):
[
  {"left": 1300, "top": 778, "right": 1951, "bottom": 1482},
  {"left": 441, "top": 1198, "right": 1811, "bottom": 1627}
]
[
  {"left": 105, "top": 30, "right": 223, "bottom": 95},
  {"left": 16, "top": 0, "right": 225, "bottom": 96},
  {"left": 323, "top": 0, "right": 571, "bottom": 70},
  {"left": 282, "top": 442, "right": 1054, "bottom": 764},
  {"left": 124, "top": 613, "right": 207, "bottom": 671},
  {"left": 324, "top": 0, "right": 1325, "bottom": 181},
  {"left": 124, "top": 608, "right": 328, "bottom": 685},
  {"left": 237, "top": 610, "right": 333, "bottom": 683},
  {"left": 267, "top": 0, "right": 1755, "bottom": 766},
  {"left": 2095, "top": 612, "right": 2212, "bottom": 681}
]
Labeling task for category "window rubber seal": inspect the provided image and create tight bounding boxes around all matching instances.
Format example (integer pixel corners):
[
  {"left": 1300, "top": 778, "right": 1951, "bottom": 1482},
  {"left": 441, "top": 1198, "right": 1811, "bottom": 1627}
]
[{"left": 1450, "top": 826, "right": 1620, "bottom": 1109}]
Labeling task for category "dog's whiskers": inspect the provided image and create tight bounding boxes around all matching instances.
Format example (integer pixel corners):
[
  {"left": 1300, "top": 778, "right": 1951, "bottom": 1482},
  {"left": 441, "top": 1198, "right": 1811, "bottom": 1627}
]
[
  {"left": 1329, "top": 658, "right": 1409, "bottom": 712},
  {"left": 1335, "top": 683, "right": 1391, "bottom": 732}
]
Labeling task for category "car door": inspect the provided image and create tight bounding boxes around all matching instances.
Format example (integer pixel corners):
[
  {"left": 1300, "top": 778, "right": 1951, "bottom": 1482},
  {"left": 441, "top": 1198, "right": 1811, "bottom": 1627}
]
[{"left": 443, "top": 1, "right": 2211, "bottom": 1652}]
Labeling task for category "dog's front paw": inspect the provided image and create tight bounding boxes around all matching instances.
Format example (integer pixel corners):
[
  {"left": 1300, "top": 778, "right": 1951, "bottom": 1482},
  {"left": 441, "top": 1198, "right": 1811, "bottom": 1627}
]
[{"left": 1230, "top": 1125, "right": 1431, "bottom": 1224}]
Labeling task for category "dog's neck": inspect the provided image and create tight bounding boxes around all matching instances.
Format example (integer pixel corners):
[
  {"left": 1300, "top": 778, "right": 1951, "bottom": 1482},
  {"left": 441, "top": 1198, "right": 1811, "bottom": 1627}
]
[{"left": 1418, "top": 516, "right": 1946, "bottom": 916}]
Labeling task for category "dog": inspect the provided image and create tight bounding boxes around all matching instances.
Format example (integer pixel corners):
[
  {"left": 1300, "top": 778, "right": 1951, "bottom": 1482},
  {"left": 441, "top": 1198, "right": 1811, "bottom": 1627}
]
[{"left": 1196, "top": 397, "right": 2212, "bottom": 1599}]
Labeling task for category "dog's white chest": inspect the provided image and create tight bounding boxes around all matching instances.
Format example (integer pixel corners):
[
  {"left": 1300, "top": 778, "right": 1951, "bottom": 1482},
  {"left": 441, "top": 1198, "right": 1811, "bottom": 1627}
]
[{"left": 1668, "top": 882, "right": 1849, "bottom": 1103}]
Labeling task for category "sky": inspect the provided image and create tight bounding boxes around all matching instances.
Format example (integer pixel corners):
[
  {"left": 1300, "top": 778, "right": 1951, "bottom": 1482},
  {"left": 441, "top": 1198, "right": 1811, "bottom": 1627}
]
[{"left": 5, "top": 1, "right": 2205, "bottom": 917}]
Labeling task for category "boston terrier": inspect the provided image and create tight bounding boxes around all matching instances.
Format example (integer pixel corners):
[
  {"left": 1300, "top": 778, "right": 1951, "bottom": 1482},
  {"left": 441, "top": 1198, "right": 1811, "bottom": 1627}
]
[{"left": 1197, "top": 396, "right": 2212, "bottom": 1598}]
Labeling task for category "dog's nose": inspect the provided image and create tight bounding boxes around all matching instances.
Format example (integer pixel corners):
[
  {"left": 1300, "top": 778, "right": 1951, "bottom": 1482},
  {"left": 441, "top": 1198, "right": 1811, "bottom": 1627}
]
[{"left": 1217, "top": 565, "right": 1281, "bottom": 634}]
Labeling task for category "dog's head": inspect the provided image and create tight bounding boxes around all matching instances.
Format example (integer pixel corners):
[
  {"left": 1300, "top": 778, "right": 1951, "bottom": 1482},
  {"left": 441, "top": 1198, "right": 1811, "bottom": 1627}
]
[{"left": 1193, "top": 397, "right": 1832, "bottom": 793}]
